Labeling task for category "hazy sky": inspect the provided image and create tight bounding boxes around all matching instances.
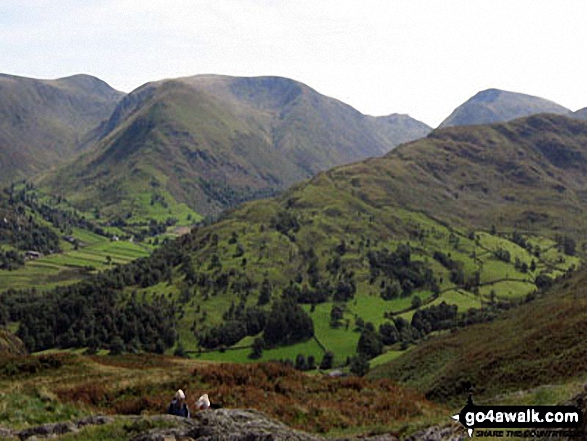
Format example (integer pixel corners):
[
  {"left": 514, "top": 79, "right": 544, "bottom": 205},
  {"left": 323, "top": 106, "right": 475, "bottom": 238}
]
[{"left": 1, "top": 0, "right": 586, "bottom": 127}]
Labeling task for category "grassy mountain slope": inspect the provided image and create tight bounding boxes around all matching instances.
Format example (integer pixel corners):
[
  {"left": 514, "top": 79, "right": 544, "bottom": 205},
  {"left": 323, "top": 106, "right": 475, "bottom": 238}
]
[
  {"left": 439, "top": 88, "right": 569, "bottom": 128},
  {"left": 0, "top": 73, "right": 123, "bottom": 184},
  {"left": 166, "top": 114, "right": 585, "bottom": 357},
  {"left": 14, "top": 114, "right": 586, "bottom": 371},
  {"left": 41, "top": 75, "right": 431, "bottom": 220},
  {"left": 369, "top": 264, "right": 587, "bottom": 404}
]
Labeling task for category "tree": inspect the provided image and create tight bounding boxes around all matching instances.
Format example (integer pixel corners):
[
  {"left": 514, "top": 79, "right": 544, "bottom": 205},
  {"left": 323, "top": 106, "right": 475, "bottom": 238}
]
[
  {"left": 381, "top": 280, "right": 401, "bottom": 300},
  {"left": 295, "top": 354, "right": 308, "bottom": 371},
  {"left": 411, "top": 295, "right": 422, "bottom": 309},
  {"left": 110, "top": 336, "right": 125, "bottom": 355},
  {"left": 257, "top": 278, "right": 272, "bottom": 306},
  {"left": 174, "top": 341, "right": 187, "bottom": 357},
  {"left": 249, "top": 337, "right": 265, "bottom": 359},
  {"left": 379, "top": 322, "right": 400, "bottom": 345},
  {"left": 330, "top": 304, "right": 344, "bottom": 328},
  {"left": 357, "top": 329, "right": 383, "bottom": 358},
  {"left": 350, "top": 355, "right": 370, "bottom": 377},
  {"left": 319, "top": 351, "right": 334, "bottom": 370},
  {"left": 234, "top": 243, "right": 245, "bottom": 258}
]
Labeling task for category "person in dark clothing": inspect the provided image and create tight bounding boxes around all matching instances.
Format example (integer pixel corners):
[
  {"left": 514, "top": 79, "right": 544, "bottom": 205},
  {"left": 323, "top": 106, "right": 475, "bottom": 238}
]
[{"left": 167, "top": 389, "right": 190, "bottom": 418}]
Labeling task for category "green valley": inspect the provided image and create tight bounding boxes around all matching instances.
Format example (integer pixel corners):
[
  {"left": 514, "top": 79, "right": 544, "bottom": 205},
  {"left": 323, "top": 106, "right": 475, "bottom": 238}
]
[{"left": 4, "top": 114, "right": 586, "bottom": 378}]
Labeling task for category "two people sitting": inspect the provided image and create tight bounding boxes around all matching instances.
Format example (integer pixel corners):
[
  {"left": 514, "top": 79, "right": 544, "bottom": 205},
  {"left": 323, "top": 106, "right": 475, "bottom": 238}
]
[{"left": 167, "top": 389, "right": 210, "bottom": 418}]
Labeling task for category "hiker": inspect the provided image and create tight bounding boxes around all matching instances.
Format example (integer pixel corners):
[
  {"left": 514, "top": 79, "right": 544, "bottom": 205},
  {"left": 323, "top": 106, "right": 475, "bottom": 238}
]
[
  {"left": 195, "top": 393, "right": 210, "bottom": 411},
  {"left": 167, "top": 389, "right": 190, "bottom": 417}
]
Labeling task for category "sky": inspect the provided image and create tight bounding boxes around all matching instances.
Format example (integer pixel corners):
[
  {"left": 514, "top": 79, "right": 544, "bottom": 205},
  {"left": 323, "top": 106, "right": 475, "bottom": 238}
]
[{"left": 1, "top": 0, "right": 586, "bottom": 127}]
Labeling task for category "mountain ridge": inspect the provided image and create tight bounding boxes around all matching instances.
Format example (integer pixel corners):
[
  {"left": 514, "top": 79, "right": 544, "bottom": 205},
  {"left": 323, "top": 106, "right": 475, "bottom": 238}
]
[
  {"left": 439, "top": 88, "right": 570, "bottom": 128},
  {"left": 0, "top": 72, "right": 124, "bottom": 184},
  {"left": 41, "top": 74, "right": 431, "bottom": 219}
]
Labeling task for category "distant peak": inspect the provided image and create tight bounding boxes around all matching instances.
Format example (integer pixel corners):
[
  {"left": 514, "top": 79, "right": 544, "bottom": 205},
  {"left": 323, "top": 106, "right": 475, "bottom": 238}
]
[
  {"left": 56, "top": 74, "right": 123, "bottom": 96},
  {"left": 473, "top": 88, "right": 503, "bottom": 102}
]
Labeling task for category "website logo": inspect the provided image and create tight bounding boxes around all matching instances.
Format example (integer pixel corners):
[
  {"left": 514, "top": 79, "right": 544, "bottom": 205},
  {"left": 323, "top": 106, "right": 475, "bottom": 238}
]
[{"left": 451, "top": 395, "right": 582, "bottom": 438}]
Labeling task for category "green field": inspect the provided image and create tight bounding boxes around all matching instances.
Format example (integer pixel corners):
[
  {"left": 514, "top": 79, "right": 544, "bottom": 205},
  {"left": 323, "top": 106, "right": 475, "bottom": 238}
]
[{"left": 0, "top": 230, "right": 151, "bottom": 291}]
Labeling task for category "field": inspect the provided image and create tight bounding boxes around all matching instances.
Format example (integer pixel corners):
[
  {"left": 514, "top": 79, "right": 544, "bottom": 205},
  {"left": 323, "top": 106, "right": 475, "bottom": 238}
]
[{"left": 0, "top": 229, "right": 151, "bottom": 292}]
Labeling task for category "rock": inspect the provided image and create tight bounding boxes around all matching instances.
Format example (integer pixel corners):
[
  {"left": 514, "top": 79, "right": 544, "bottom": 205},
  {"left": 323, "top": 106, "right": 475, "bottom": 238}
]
[
  {"left": 130, "top": 410, "right": 324, "bottom": 441},
  {"left": 0, "top": 426, "right": 15, "bottom": 439},
  {"left": 75, "top": 415, "right": 114, "bottom": 428},
  {"left": 404, "top": 424, "right": 465, "bottom": 441},
  {"left": 16, "top": 421, "right": 77, "bottom": 440},
  {"left": 14, "top": 415, "right": 113, "bottom": 440}
]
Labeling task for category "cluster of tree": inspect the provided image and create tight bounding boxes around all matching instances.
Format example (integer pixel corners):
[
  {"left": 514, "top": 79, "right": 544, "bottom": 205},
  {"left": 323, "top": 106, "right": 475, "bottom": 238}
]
[
  {"left": 199, "top": 177, "right": 278, "bottom": 208},
  {"left": 200, "top": 297, "right": 314, "bottom": 351},
  {"left": 368, "top": 244, "right": 436, "bottom": 297},
  {"left": 494, "top": 248, "right": 511, "bottom": 263},
  {"left": 411, "top": 302, "right": 458, "bottom": 334},
  {"left": 199, "top": 305, "right": 267, "bottom": 349},
  {"left": 433, "top": 251, "right": 461, "bottom": 271},
  {"left": 554, "top": 234, "right": 576, "bottom": 256},
  {"left": 263, "top": 298, "right": 314, "bottom": 347},
  {"left": 355, "top": 302, "right": 460, "bottom": 358},
  {"left": 0, "top": 296, "right": 8, "bottom": 325},
  {"left": 508, "top": 231, "right": 543, "bottom": 259},
  {"left": 271, "top": 210, "right": 300, "bottom": 237},
  {"left": 282, "top": 275, "right": 356, "bottom": 305},
  {"left": 0, "top": 196, "right": 61, "bottom": 257},
  {"left": 514, "top": 257, "right": 532, "bottom": 273},
  {"left": 4, "top": 185, "right": 109, "bottom": 239},
  {"left": 0, "top": 249, "right": 24, "bottom": 270},
  {"left": 11, "top": 286, "right": 177, "bottom": 353},
  {"left": 272, "top": 352, "right": 334, "bottom": 371},
  {"left": 0, "top": 232, "right": 206, "bottom": 353}
]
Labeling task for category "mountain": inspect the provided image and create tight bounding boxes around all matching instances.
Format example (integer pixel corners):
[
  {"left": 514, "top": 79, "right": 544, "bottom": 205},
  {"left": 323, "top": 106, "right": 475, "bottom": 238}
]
[
  {"left": 370, "top": 112, "right": 432, "bottom": 145},
  {"left": 572, "top": 107, "right": 587, "bottom": 120},
  {"left": 13, "top": 114, "right": 587, "bottom": 367},
  {"left": 438, "top": 88, "right": 569, "bottom": 128},
  {"left": 0, "top": 73, "right": 124, "bottom": 184},
  {"left": 41, "top": 75, "right": 431, "bottom": 219}
]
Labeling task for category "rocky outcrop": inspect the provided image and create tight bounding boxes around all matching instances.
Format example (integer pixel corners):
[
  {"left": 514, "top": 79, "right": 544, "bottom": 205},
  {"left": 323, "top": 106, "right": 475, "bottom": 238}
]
[
  {"left": 13, "top": 415, "right": 113, "bottom": 440},
  {"left": 131, "top": 410, "right": 323, "bottom": 441}
]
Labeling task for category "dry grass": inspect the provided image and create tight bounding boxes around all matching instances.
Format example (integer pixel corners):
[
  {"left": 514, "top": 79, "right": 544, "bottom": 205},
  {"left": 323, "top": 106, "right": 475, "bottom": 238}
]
[{"left": 0, "top": 354, "right": 445, "bottom": 435}]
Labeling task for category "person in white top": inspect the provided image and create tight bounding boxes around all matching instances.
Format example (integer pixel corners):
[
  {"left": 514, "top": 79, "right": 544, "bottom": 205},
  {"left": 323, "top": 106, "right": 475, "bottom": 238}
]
[{"left": 195, "top": 393, "right": 210, "bottom": 410}]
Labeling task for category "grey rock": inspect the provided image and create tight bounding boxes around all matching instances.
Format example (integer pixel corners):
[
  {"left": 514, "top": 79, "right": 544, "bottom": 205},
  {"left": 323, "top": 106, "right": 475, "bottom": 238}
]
[
  {"left": 131, "top": 409, "right": 323, "bottom": 441},
  {"left": 405, "top": 424, "right": 465, "bottom": 441},
  {"left": 14, "top": 415, "right": 113, "bottom": 440},
  {"left": 74, "top": 415, "right": 114, "bottom": 428},
  {"left": 0, "top": 426, "right": 15, "bottom": 439}
]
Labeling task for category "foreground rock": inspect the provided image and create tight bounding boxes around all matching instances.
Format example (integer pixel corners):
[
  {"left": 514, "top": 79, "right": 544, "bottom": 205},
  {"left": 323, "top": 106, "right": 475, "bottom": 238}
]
[
  {"left": 132, "top": 409, "right": 321, "bottom": 440},
  {"left": 4, "top": 416, "right": 114, "bottom": 440},
  {"left": 2, "top": 409, "right": 466, "bottom": 440}
]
